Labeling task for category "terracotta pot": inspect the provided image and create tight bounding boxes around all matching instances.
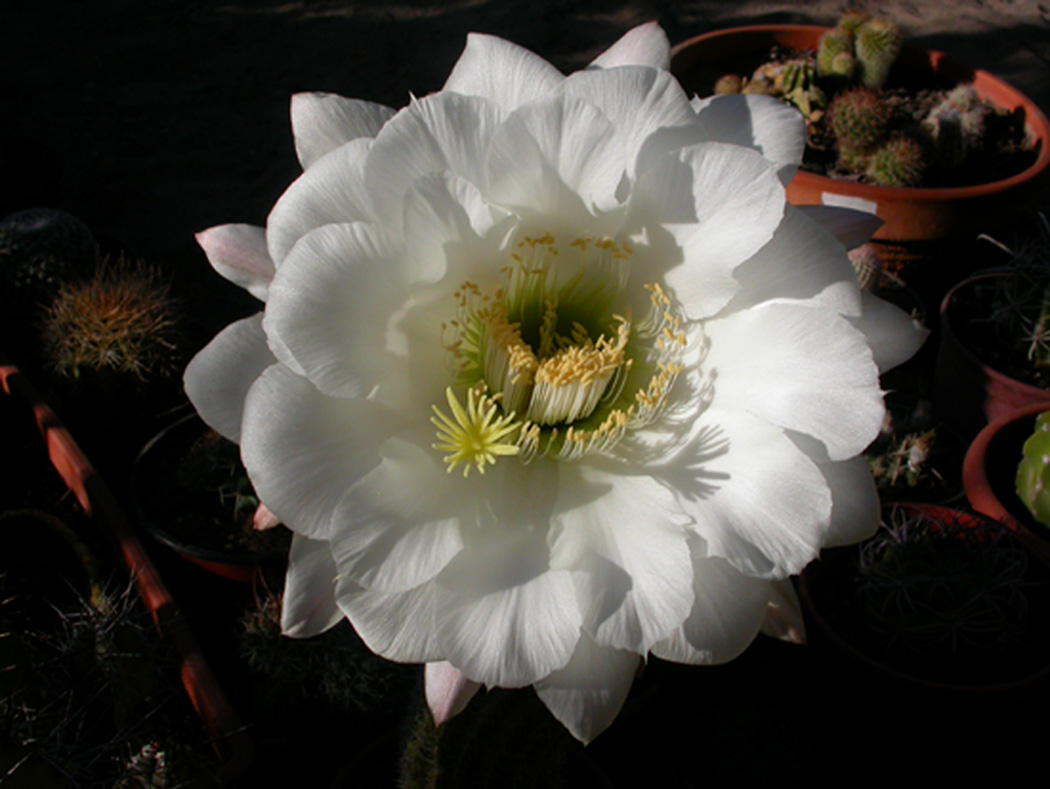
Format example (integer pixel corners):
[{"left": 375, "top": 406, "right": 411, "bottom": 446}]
[
  {"left": 670, "top": 25, "right": 1050, "bottom": 243},
  {"left": 0, "top": 349, "right": 254, "bottom": 779},
  {"left": 130, "top": 413, "right": 290, "bottom": 585},
  {"left": 963, "top": 402, "right": 1050, "bottom": 565},
  {"left": 934, "top": 273, "right": 1050, "bottom": 438},
  {"left": 799, "top": 502, "right": 1050, "bottom": 696}
]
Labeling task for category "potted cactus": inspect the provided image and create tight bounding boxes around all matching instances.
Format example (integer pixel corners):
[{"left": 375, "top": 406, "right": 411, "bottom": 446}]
[
  {"left": 670, "top": 17, "right": 1050, "bottom": 251},
  {"left": 799, "top": 502, "right": 1050, "bottom": 693},
  {"left": 964, "top": 403, "right": 1050, "bottom": 564},
  {"left": 935, "top": 214, "right": 1050, "bottom": 436}
]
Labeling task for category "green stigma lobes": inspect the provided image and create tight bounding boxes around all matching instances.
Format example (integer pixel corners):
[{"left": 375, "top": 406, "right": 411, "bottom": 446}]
[{"left": 433, "top": 232, "right": 689, "bottom": 475}]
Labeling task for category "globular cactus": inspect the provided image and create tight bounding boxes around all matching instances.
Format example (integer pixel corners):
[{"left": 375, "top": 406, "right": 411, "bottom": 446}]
[
  {"left": 1016, "top": 410, "right": 1050, "bottom": 530},
  {"left": 855, "top": 17, "right": 903, "bottom": 89},
  {"left": 816, "top": 28, "right": 856, "bottom": 81},
  {"left": 837, "top": 11, "right": 870, "bottom": 36},
  {"left": 41, "top": 256, "right": 182, "bottom": 397},
  {"left": 774, "top": 59, "right": 827, "bottom": 121},
  {"left": 0, "top": 208, "right": 98, "bottom": 311},
  {"left": 866, "top": 134, "right": 927, "bottom": 187},
  {"left": 924, "top": 85, "right": 991, "bottom": 167},
  {"left": 848, "top": 244, "right": 883, "bottom": 291},
  {"left": 714, "top": 74, "right": 743, "bottom": 95},
  {"left": 829, "top": 87, "right": 891, "bottom": 172}
]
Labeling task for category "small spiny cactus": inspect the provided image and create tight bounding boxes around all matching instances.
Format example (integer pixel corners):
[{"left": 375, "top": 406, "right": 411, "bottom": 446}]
[
  {"left": 847, "top": 244, "right": 883, "bottom": 291},
  {"left": 1016, "top": 410, "right": 1050, "bottom": 530},
  {"left": 714, "top": 74, "right": 743, "bottom": 95},
  {"left": 0, "top": 208, "right": 98, "bottom": 310},
  {"left": 828, "top": 87, "right": 891, "bottom": 172},
  {"left": 41, "top": 256, "right": 181, "bottom": 398},
  {"left": 816, "top": 27, "right": 856, "bottom": 80},
  {"left": 923, "top": 84, "right": 991, "bottom": 168},
  {"left": 865, "top": 134, "right": 927, "bottom": 187},
  {"left": 854, "top": 17, "right": 903, "bottom": 89}
]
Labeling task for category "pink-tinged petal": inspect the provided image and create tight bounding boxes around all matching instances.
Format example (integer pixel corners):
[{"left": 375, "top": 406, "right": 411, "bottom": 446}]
[
  {"left": 266, "top": 137, "right": 374, "bottom": 265},
  {"left": 195, "top": 224, "right": 274, "bottom": 301},
  {"left": 252, "top": 503, "right": 281, "bottom": 531},
  {"left": 650, "top": 535, "right": 772, "bottom": 663},
  {"left": 658, "top": 408, "right": 832, "bottom": 578},
  {"left": 291, "top": 92, "right": 395, "bottom": 169},
  {"left": 723, "top": 205, "right": 861, "bottom": 318},
  {"left": 550, "top": 464, "right": 693, "bottom": 653},
  {"left": 705, "top": 303, "right": 883, "bottom": 461},
  {"left": 426, "top": 661, "right": 482, "bottom": 726},
  {"left": 281, "top": 534, "right": 343, "bottom": 638},
  {"left": 850, "top": 291, "right": 928, "bottom": 373},
  {"left": 534, "top": 630, "right": 640, "bottom": 744},
  {"left": 240, "top": 365, "right": 402, "bottom": 540},
  {"left": 435, "top": 529, "right": 582, "bottom": 688},
  {"left": 589, "top": 22, "right": 670, "bottom": 70},
  {"left": 795, "top": 204, "right": 883, "bottom": 251},
  {"left": 183, "top": 314, "right": 273, "bottom": 443},
  {"left": 336, "top": 577, "right": 444, "bottom": 663},
  {"left": 444, "top": 33, "right": 564, "bottom": 112},
  {"left": 760, "top": 578, "right": 806, "bottom": 645}
]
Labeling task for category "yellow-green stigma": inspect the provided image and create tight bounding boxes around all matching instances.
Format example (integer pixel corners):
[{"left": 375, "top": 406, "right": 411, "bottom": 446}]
[{"left": 431, "top": 386, "right": 521, "bottom": 477}]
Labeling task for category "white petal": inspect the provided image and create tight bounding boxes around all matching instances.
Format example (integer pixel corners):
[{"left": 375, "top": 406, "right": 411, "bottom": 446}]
[
  {"left": 425, "top": 661, "right": 481, "bottom": 726},
  {"left": 435, "top": 529, "right": 582, "bottom": 687},
  {"left": 240, "top": 365, "right": 400, "bottom": 540},
  {"left": 723, "top": 205, "right": 861, "bottom": 317},
  {"left": 705, "top": 303, "right": 883, "bottom": 460},
  {"left": 589, "top": 22, "right": 670, "bottom": 70},
  {"left": 550, "top": 465, "right": 693, "bottom": 653},
  {"left": 650, "top": 535, "right": 772, "bottom": 663},
  {"left": 291, "top": 92, "right": 395, "bottom": 169},
  {"left": 266, "top": 137, "right": 374, "bottom": 265},
  {"left": 691, "top": 94, "right": 807, "bottom": 183},
  {"left": 280, "top": 534, "right": 343, "bottom": 638},
  {"left": 795, "top": 205, "right": 883, "bottom": 251},
  {"left": 815, "top": 455, "right": 880, "bottom": 547},
  {"left": 195, "top": 224, "right": 274, "bottom": 301},
  {"left": 760, "top": 578, "right": 806, "bottom": 645},
  {"left": 486, "top": 95, "right": 622, "bottom": 219},
  {"left": 662, "top": 408, "right": 832, "bottom": 578},
  {"left": 851, "top": 291, "right": 928, "bottom": 373},
  {"left": 562, "top": 66, "right": 695, "bottom": 180},
  {"left": 444, "top": 32, "right": 564, "bottom": 112},
  {"left": 632, "top": 142, "right": 784, "bottom": 318},
  {"left": 263, "top": 222, "right": 411, "bottom": 399},
  {"left": 336, "top": 578, "right": 443, "bottom": 663},
  {"left": 533, "top": 630, "right": 640, "bottom": 744},
  {"left": 183, "top": 314, "right": 273, "bottom": 443},
  {"left": 364, "top": 91, "right": 504, "bottom": 225}
]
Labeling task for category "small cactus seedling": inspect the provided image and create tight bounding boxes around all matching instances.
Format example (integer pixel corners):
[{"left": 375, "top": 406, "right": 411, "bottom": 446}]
[
  {"left": 854, "top": 17, "right": 903, "bottom": 90},
  {"left": 40, "top": 256, "right": 181, "bottom": 398},
  {"left": 816, "top": 27, "right": 855, "bottom": 81},
  {"left": 865, "top": 134, "right": 927, "bottom": 187},
  {"left": 1016, "top": 410, "right": 1050, "bottom": 530},
  {"left": 924, "top": 85, "right": 992, "bottom": 168}
]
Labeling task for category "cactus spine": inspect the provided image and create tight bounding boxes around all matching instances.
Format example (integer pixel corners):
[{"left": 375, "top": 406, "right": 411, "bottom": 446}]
[
  {"left": 866, "top": 134, "right": 926, "bottom": 187},
  {"left": 1017, "top": 411, "right": 1050, "bottom": 530},
  {"left": 829, "top": 87, "right": 891, "bottom": 172},
  {"left": 855, "top": 17, "right": 903, "bottom": 89}
]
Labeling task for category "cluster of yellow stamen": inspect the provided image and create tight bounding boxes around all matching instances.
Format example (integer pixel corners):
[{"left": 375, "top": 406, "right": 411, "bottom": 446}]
[
  {"left": 430, "top": 386, "right": 521, "bottom": 477},
  {"left": 432, "top": 232, "right": 693, "bottom": 474}
]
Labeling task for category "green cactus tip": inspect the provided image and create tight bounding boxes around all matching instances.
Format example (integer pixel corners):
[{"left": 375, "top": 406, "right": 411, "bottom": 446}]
[
  {"left": 866, "top": 134, "right": 927, "bottom": 188},
  {"left": 855, "top": 17, "right": 903, "bottom": 89},
  {"left": 1017, "top": 410, "right": 1050, "bottom": 530}
]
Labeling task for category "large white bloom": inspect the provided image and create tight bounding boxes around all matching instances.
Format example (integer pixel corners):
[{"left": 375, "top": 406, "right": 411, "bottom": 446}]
[{"left": 185, "top": 23, "right": 925, "bottom": 743}]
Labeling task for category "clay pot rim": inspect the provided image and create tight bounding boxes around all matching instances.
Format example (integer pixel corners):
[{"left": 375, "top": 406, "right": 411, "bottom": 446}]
[{"left": 670, "top": 24, "right": 1050, "bottom": 201}]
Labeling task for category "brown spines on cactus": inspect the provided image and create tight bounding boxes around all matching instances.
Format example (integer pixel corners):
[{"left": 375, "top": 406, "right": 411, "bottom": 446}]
[
  {"left": 865, "top": 134, "right": 927, "bottom": 188},
  {"left": 828, "top": 87, "right": 891, "bottom": 172}
]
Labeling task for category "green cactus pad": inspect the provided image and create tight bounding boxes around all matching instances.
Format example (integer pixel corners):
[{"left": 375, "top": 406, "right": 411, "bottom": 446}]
[{"left": 1016, "top": 411, "right": 1050, "bottom": 529}]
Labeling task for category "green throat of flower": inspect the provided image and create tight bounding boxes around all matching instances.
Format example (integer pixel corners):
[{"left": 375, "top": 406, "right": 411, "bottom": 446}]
[{"left": 432, "top": 232, "right": 687, "bottom": 477}]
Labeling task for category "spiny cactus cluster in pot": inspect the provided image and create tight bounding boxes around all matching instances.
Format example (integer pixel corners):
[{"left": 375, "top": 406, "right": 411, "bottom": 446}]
[
  {"left": 714, "top": 12, "right": 1024, "bottom": 188},
  {"left": 40, "top": 255, "right": 182, "bottom": 397},
  {"left": 1016, "top": 410, "right": 1050, "bottom": 530}
]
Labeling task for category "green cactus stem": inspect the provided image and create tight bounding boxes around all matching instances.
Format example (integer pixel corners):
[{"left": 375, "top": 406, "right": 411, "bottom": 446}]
[
  {"left": 865, "top": 134, "right": 927, "bottom": 187},
  {"left": 855, "top": 17, "right": 903, "bottom": 89},
  {"left": 828, "top": 87, "right": 891, "bottom": 172},
  {"left": 1016, "top": 410, "right": 1050, "bottom": 529},
  {"left": 816, "top": 28, "right": 856, "bottom": 80}
]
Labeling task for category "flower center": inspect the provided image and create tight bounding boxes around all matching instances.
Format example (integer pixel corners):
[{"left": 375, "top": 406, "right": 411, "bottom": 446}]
[{"left": 433, "top": 232, "right": 687, "bottom": 474}]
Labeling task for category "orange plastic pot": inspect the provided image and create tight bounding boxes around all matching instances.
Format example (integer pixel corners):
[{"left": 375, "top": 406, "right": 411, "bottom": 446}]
[{"left": 670, "top": 25, "right": 1050, "bottom": 243}]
